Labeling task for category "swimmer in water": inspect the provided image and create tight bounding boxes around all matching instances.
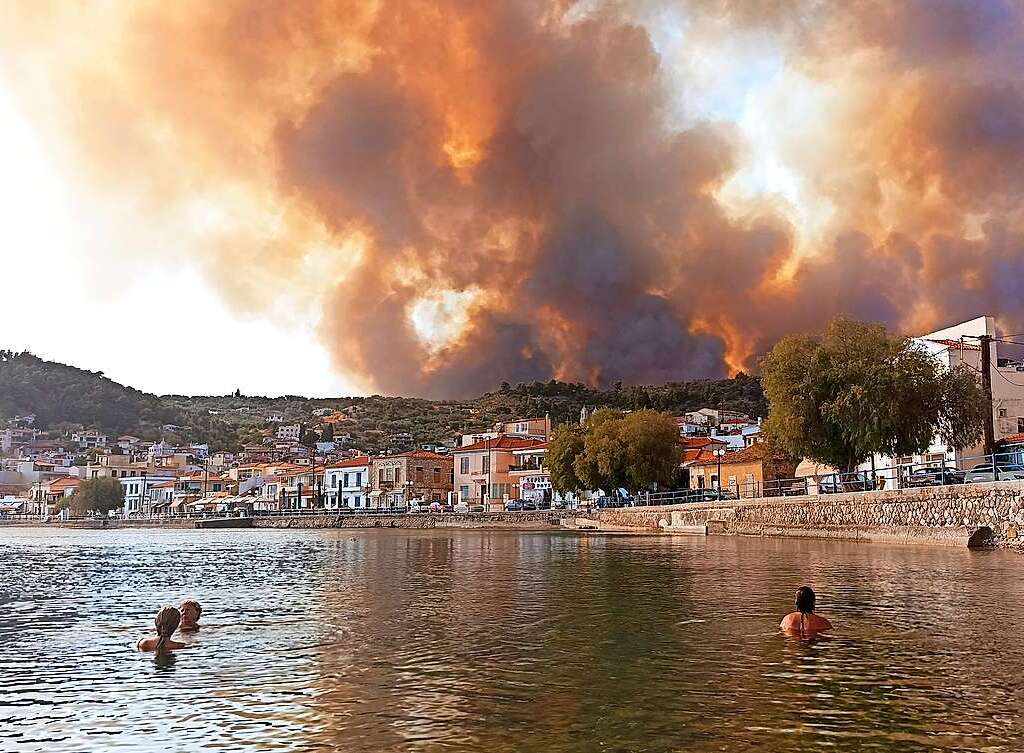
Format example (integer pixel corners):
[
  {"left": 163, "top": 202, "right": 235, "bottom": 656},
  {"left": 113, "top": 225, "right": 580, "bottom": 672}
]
[
  {"left": 179, "top": 599, "right": 202, "bottom": 632},
  {"left": 780, "top": 586, "right": 833, "bottom": 637},
  {"left": 137, "top": 606, "right": 187, "bottom": 653}
]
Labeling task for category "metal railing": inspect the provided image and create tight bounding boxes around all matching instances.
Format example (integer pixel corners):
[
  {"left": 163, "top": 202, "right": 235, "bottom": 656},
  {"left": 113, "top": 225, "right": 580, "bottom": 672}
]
[{"left": 599, "top": 448, "right": 1024, "bottom": 510}]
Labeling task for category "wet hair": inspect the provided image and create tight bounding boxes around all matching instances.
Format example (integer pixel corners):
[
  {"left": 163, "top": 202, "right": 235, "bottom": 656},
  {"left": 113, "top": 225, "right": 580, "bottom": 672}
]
[
  {"left": 180, "top": 600, "right": 202, "bottom": 620},
  {"left": 795, "top": 586, "right": 816, "bottom": 614},
  {"left": 154, "top": 606, "right": 181, "bottom": 653}
]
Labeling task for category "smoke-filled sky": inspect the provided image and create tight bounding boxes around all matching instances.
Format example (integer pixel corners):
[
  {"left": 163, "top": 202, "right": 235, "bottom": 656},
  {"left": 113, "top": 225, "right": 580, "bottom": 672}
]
[{"left": 2, "top": 0, "right": 1023, "bottom": 397}]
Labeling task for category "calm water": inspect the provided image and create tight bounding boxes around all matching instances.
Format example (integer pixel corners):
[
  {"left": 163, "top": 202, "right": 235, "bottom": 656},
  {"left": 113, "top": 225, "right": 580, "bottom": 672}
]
[{"left": 1, "top": 528, "right": 1023, "bottom": 753}]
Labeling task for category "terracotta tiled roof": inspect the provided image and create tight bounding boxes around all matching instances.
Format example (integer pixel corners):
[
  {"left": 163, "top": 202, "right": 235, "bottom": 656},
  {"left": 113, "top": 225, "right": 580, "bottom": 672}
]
[
  {"left": 923, "top": 338, "right": 981, "bottom": 350},
  {"left": 458, "top": 437, "right": 546, "bottom": 452},
  {"left": 689, "top": 444, "right": 766, "bottom": 468},
  {"left": 47, "top": 477, "right": 80, "bottom": 490},
  {"left": 393, "top": 450, "right": 452, "bottom": 460},
  {"left": 1000, "top": 433, "right": 1024, "bottom": 445},
  {"left": 329, "top": 455, "right": 370, "bottom": 468}
]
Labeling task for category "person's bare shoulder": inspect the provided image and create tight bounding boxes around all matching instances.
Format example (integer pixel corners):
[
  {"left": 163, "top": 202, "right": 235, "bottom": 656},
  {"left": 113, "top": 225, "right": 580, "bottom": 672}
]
[
  {"left": 780, "top": 612, "right": 800, "bottom": 630},
  {"left": 813, "top": 615, "right": 833, "bottom": 631}
]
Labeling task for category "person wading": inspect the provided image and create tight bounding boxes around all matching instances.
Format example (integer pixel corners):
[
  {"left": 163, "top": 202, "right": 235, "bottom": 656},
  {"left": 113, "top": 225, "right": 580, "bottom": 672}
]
[
  {"left": 137, "top": 606, "right": 188, "bottom": 653},
  {"left": 780, "top": 586, "right": 833, "bottom": 637}
]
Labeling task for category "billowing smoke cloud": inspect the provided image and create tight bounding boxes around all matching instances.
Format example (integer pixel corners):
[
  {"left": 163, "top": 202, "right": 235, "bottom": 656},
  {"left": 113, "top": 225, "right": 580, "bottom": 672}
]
[{"left": 4, "top": 1, "right": 1024, "bottom": 396}]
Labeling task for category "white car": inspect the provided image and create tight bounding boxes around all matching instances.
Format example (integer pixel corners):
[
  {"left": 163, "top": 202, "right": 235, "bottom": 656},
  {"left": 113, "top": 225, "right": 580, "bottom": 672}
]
[
  {"left": 964, "top": 463, "right": 1024, "bottom": 483},
  {"left": 453, "top": 503, "right": 470, "bottom": 514}
]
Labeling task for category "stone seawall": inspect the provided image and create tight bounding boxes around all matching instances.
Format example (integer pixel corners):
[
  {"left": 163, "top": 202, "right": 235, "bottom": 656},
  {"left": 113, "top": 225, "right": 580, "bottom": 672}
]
[
  {"left": 253, "top": 511, "right": 563, "bottom": 530},
  {"left": 578, "top": 481, "right": 1024, "bottom": 547}
]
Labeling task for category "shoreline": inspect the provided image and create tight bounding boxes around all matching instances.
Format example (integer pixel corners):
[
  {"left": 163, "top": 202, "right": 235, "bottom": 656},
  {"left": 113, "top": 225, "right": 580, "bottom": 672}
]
[{"left": 4, "top": 480, "right": 1023, "bottom": 548}]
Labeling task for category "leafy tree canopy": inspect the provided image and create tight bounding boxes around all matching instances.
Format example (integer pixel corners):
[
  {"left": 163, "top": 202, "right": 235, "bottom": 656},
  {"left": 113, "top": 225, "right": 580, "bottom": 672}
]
[
  {"left": 548, "top": 409, "right": 680, "bottom": 494},
  {"left": 65, "top": 477, "right": 125, "bottom": 516},
  {"left": 760, "top": 317, "right": 987, "bottom": 472}
]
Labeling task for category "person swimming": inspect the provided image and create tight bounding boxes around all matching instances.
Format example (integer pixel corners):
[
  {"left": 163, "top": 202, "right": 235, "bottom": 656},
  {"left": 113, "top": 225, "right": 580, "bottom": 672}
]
[
  {"left": 179, "top": 600, "right": 202, "bottom": 632},
  {"left": 780, "top": 586, "right": 833, "bottom": 637},
  {"left": 137, "top": 606, "right": 187, "bottom": 653}
]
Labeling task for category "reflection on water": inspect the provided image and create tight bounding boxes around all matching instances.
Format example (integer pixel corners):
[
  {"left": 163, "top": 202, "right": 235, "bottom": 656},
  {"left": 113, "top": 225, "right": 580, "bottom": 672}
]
[{"left": 1, "top": 527, "right": 1022, "bottom": 752}]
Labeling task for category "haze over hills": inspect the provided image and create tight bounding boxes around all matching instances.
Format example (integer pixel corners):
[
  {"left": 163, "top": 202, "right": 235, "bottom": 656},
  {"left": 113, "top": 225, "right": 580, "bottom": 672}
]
[{"left": 0, "top": 350, "right": 767, "bottom": 454}]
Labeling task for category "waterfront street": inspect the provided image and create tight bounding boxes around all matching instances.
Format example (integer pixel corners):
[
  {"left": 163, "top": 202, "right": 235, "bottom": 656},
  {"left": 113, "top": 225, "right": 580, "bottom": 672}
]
[{"left": 2, "top": 527, "right": 1022, "bottom": 753}]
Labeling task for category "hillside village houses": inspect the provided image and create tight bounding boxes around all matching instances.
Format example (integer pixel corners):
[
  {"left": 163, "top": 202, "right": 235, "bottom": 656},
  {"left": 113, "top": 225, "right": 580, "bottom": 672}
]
[{"left": 4, "top": 314, "right": 1024, "bottom": 518}]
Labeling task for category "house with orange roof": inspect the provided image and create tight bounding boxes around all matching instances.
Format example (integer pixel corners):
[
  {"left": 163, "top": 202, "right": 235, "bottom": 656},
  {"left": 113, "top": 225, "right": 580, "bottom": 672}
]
[
  {"left": 370, "top": 450, "right": 453, "bottom": 509},
  {"left": 325, "top": 455, "right": 370, "bottom": 510},
  {"left": 453, "top": 436, "right": 546, "bottom": 510},
  {"left": 689, "top": 443, "right": 798, "bottom": 498}
]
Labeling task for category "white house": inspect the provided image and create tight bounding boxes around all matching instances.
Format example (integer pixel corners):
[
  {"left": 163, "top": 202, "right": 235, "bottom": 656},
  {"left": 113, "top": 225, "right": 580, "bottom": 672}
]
[
  {"left": 277, "top": 424, "right": 302, "bottom": 442},
  {"left": 856, "top": 315, "right": 1024, "bottom": 486},
  {"left": 71, "top": 430, "right": 107, "bottom": 449},
  {"left": 324, "top": 455, "right": 370, "bottom": 510},
  {"left": 121, "top": 474, "right": 178, "bottom": 516}
]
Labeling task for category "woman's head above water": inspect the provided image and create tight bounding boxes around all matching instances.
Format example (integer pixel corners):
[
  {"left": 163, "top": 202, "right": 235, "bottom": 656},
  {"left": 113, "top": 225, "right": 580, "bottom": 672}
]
[
  {"left": 795, "top": 586, "right": 816, "bottom": 614},
  {"left": 155, "top": 606, "right": 182, "bottom": 638}
]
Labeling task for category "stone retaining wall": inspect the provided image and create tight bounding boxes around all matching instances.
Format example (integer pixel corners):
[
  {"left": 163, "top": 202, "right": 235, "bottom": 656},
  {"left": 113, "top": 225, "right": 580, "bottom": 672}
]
[
  {"left": 253, "top": 511, "right": 562, "bottom": 530},
  {"left": 582, "top": 481, "right": 1024, "bottom": 547}
]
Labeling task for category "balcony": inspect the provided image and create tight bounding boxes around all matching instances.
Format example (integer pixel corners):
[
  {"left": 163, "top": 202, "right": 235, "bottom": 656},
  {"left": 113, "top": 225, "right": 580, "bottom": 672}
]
[{"left": 508, "top": 463, "right": 545, "bottom": 473}]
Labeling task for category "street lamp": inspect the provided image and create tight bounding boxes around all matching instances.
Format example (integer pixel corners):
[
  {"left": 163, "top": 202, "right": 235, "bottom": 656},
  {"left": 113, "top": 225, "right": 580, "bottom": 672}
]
[{"left": 713, "top": 448, "right": 726, "bottom": 495}]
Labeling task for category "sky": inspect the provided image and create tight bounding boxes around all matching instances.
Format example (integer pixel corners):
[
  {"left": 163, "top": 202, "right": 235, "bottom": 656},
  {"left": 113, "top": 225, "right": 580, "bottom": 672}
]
[
  {"left": 0, "top": 81, "right": 348, "bottom": 396},
  {"left": 1, "top": 1, "right": 1022, "bottom": 398}
]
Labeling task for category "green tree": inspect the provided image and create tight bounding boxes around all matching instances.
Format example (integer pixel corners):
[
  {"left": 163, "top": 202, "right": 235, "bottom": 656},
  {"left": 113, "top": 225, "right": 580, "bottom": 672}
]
[
  {"left": 616, "top": 410, "right": 682, "bottom": 492},
  {"left": 321, "top": 423, "right": 335, "bottom": 442},
  {"left": 65, "top": 477, "right": 125, "bottom": 516},
  {"left": 547, "top": 424, "right": 585, "bottom": 494},
  {"left": 760, "top": 317, "right": 987, "bottom": 473},
  {"left": 548, "top": 410, "right": 681, "bottom": 494}
]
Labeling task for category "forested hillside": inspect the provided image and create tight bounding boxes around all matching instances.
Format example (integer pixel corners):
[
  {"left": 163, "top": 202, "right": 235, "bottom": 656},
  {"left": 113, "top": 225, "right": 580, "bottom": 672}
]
[
  {"left": 0, "top": 350, "right": 767, "bottom": 452},
  {"left": 0, "top": 351, "right": 182, "bottom": 435}
]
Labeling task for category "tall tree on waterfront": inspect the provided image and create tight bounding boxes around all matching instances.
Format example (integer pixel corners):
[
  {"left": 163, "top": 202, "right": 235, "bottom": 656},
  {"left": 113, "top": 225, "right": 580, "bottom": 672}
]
[
  {"left": 64, "top": 477, "right": 125, "bottom": 516},
  {"left": 760, "top": 318, "right": 988, "bottom": 474},
  {"left": 547, "top": 424, "right": 585, "bottom": 495},
  {"left": 548, "top": 410, "right": 680, "bottom": 494}
]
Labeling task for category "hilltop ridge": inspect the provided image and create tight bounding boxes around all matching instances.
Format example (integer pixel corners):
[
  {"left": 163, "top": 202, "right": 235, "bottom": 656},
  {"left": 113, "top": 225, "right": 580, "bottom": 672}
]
[{"left": 0, "top": 350, "right": 766, "bottom": 453}]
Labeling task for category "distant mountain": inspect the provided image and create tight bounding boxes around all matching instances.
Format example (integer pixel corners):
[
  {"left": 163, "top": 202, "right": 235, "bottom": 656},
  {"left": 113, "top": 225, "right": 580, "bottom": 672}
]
[{"left": 0, "top": 350, "right": 767, "bottom": 453}]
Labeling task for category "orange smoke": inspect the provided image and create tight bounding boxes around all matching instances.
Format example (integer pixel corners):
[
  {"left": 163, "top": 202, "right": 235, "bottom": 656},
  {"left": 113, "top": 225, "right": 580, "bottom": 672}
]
[{"left": 4, "top": 1, "right": 1024, "bottom": 396}]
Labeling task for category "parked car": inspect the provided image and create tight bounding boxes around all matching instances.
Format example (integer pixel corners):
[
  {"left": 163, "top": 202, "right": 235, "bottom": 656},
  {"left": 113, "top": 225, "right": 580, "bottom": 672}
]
[
  {"left": 905, "top": 467, "right": 966, "bottom": 487},
  {"left": 522, "top": 501, "right": 538, "bottom": 511},
  {"left": 818, "top": 472, "right": 872, "bottom": 494},
  {"left": 699, "top": 488, "right": 739, "bottom": 501},
  {"left": 505, "top": 500, "right": 524, "bottom": 512},
  {"left": 453, "top": 502, "right": 470, "bottom": 514},
  {"left": 964, "top": 463, "right": 1024, "bottom": 483},
  {"left": 469, "top": 504, "right": 485, "bottom": 513},
  {"left": 428, "top": 501, "right": 443, "bottom": 513}
]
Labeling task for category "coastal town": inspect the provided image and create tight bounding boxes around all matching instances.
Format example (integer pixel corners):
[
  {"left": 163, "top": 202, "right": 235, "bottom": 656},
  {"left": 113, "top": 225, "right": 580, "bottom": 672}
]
[{"left": 5, "top": 314, "right": 1024, "bottom": 522}]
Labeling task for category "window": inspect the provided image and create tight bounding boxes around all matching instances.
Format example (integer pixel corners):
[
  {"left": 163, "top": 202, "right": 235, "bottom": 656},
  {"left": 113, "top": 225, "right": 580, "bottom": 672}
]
[
  {"left": 433, "top": 467, "right": 440, "bottom": 484},
  {"left": 416, "top": 466, "right": 425, "bottom": 482},
  {"left": 1018, "top": 417, "right": 1024, "bottom": 433},
  {"left": 395, "top": 467, "right": 402, "bottom": 483},
  {"left": 482, "top": 455, "right": 490, "bottom": 474},
  {"left": 460, "top": 485, "right": 469, "bottom": 499},
  {"left": 379, "top": 468, "right": 384, "bottom": 484},
  {"left": 335, "top": 474, "right": 341, "bottom": 489},
  {"left": 460, "top": 456, "right": 469, "bottom": 474},
  {"left": 999, "top": 408, "right": 1008, "bottom": 418},
  {"left": 727, "top": 475, "right": 737, "bottom": 488}
]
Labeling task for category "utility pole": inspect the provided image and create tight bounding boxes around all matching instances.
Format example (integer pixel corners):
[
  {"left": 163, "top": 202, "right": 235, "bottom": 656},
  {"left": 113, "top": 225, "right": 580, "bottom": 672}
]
[{"left": 980, "top": 334, "right": 996, "bottom": 459}]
